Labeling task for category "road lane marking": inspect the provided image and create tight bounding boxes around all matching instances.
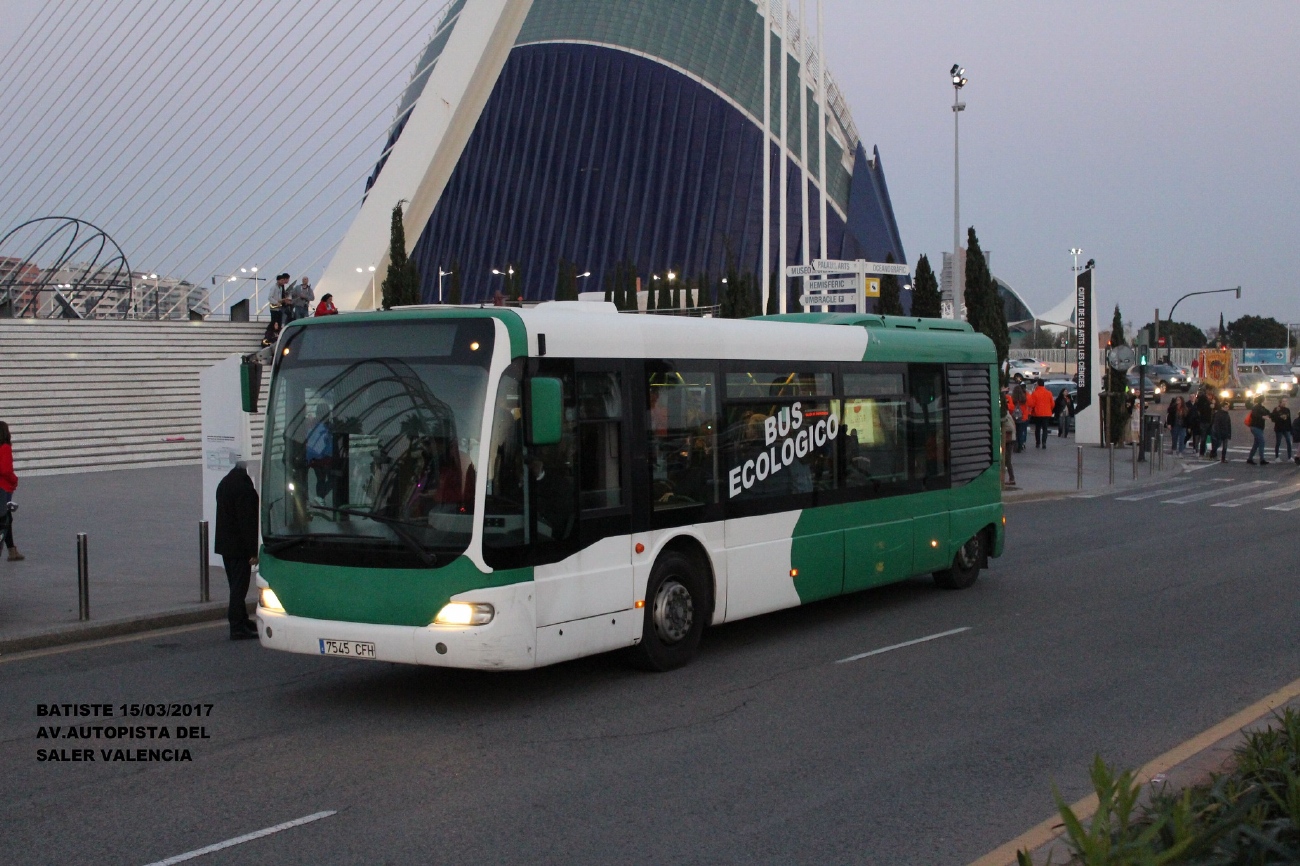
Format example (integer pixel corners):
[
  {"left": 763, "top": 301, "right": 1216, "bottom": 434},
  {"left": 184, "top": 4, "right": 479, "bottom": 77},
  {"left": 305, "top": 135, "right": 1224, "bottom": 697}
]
[
  {"left": 1265, "top": 498, "right": 1300, "bottom": 512},
  {"left": 140, "top": 811, "right": 337, "bottom": 866},
  {"left": 1181, "top": 461, "right": 1222, "bottom": 472},
  {"left": 834, "top": 627, "right": 971, "bottom": 664},
  {"left": 1161, "top": 480, "right": 1273, "bottom": 504},
  {"left": 1114, "top": 483, "right": 1196, "bottom": 501},
  {"left": 1212, "top": 481, "right": 1300, "bottom": 507}
]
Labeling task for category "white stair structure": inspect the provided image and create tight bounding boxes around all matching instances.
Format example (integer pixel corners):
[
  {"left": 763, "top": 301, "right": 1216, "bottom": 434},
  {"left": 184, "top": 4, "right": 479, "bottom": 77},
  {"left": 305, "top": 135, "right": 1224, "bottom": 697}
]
[{"left": 0, "top": 319, "right": 269, "bottom": 475}]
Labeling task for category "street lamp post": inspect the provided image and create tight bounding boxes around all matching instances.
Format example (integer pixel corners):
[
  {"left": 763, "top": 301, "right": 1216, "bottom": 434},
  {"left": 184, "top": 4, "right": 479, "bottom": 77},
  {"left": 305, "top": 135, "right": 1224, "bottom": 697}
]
[
  {"left": 239, "top": 267, "right": 264, "bottom": 319},
  {"left": 491, "top": 266, "right": 516, "bottom": 305},
  {"left": 1166, "top": 286, "right": 1242, "bottom": 360},
  {"left": 950, "top": 64, "right": 968, "bottom": 320},
  {"left": 148, "top": 273, "right": 159, "bottom": 320},
  {"left": 438, "top": 268, "right": 452, "bottom": 304}
]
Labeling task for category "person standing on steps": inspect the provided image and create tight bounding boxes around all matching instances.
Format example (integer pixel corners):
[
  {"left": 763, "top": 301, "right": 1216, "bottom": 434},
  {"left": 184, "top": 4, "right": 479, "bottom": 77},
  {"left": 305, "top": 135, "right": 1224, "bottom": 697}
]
[
  {"left": 1245, "top": 396, "right": 1269, "bottom": 465},
  {"left": 214, "top": 461, "right": 260, "bottom": 639},
  {"left": 1270, "top": 397, "right": 1292, "bottom": 462},
  {"left": 0, "top": 421, "right": 22, "bottom": 562},
  {"left": 1210, "top": 399, "right": 1233, "bottom": 463}
]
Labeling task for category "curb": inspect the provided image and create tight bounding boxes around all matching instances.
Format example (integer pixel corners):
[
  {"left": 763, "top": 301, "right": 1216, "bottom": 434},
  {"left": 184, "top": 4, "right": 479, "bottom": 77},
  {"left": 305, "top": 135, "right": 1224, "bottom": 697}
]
[
  {"left": 1002, "top": 455, "right": 1188, "bottom": 504},
  {"left": 0, "top": 601, "right": 255, "bottom": 655}
]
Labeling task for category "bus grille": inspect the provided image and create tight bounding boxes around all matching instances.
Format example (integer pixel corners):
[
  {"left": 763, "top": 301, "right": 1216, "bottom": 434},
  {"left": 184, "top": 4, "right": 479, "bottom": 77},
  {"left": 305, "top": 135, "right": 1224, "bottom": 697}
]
[{"left": 947, "top": 365, "right": 993, "bottom": 485}]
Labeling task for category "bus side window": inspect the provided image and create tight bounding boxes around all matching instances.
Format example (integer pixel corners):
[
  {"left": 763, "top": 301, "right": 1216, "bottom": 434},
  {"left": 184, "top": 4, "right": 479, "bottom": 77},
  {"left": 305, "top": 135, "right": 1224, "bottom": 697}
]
[
  {"left": 840, "top": 366, "right": 909, "bottom": 489},
  {"left": 907, "top": 364, "right": 948, "bottom": 482},
  {"left": 646, "top": 366, "right": 718, "bottom": 510},
  {"left": 577, "top": 372, "right": 623, "bottom": 510}
]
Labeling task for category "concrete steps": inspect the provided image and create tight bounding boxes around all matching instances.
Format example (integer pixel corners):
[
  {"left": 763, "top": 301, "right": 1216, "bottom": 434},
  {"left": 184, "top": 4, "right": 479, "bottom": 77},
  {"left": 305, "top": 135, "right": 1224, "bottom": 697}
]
[{"left": 0, "top": 319, "right": 269, "bottom": 475}]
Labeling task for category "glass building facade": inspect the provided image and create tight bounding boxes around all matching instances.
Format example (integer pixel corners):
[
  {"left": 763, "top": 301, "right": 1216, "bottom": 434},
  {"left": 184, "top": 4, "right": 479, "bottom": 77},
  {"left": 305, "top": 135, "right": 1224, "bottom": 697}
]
[{"left": 375, "top": 0, "right": 908, "bottom": 310}]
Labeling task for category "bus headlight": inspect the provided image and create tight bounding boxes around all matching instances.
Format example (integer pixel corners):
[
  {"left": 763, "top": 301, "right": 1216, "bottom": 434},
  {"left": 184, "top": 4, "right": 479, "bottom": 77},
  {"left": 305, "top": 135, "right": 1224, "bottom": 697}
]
[
  {"left": 434, "top": 602, "right": 495, "bottom": 626},
  {"left": 259, "top": 587, "right": 284, "bottom": 612}
]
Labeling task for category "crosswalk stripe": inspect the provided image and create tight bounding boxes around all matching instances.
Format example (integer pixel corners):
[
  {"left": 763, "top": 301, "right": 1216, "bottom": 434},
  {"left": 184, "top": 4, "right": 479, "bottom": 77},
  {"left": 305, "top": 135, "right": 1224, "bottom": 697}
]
[
  {"left": 1115, "top": 484, "right": 1197, "bottom": 501},
  {"left": 1265, "top": 499, "right": 1300, "bottom": 512},
  {"left": 1212, "top": 482, "right": 1300, "bottom": 507},
  {"left": 1162, "top": 481, "right": 1274, "bottom": 504}
]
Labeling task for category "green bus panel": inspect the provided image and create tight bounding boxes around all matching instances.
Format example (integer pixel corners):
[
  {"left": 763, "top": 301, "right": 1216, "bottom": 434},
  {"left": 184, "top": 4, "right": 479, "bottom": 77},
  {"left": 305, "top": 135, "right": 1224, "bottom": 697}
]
[
  {"left": 791, "top": 528, "right": 844, "bottom": 602},
  {"left": 843, "top": 518, "right": 912, "bottom": 592},
  {"left": 911, "top": 511, "right": 952, "bottom": 574}
]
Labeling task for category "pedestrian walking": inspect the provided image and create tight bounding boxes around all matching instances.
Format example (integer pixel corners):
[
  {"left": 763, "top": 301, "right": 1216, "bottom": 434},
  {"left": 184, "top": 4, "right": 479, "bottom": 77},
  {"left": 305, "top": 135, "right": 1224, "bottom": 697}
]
[
  {"left": 1184, "top": 396, "right": 1202, "bottom": 456},
  {"left": 1271, "top": 397, "right": 1292, "bottom": 461},
  {"left": 1246, "top": 397, "right": 1269, "bottom": 465},
  {"left": 1292, "top": 410, "right": 1300, "bottom": 466},
  {"left": 269, "top": 273, "right": 291, "bottom": 326},
  {"left": 214, "top": 461, "right": 260, "bottom": 640},
  {"left": 292, "top": 276, "right": 314, "bottom": 321},
  {"left": 1011, "top": 384, "right": 1029, "bottom": 452},
  {"left": 1029, "top": 381, "right": 1054, "bottom": 448},
  {"left": 1194, "top": 388, "right": 1212, "bottom": 456},
  {"left": 0, "top": 421, "right": 23, "bottom": 561},
  {"left": 314, "top": 293, "right": 338, "bottom": 317},
  {"left": 1054, "top": 388, "right": 1072, "bottom": 438},
  {"left": 1001, "top": 405, "right": 1016, "bottom": 489},
  {"left": 1210, "top": 399, "right": 1232, "bottom": 462},
  {"left": 1166, "top": 397, "right": 1187, "bottom": 455}
]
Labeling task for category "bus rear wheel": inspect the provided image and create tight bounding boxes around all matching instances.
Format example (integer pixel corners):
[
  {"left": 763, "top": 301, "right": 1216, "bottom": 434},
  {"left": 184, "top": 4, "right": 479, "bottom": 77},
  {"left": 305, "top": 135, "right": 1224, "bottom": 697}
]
[
  {"left": 933, "top": 533, "right": 983, "bottom": 590},
  {"left": 628, "top": 550, "right": 707, "bottom": 671}
]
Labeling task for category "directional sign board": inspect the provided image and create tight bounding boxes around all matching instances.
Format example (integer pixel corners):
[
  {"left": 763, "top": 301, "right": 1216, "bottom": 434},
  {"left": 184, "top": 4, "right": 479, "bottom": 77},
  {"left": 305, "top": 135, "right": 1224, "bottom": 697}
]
[
  {"left": 811, "top": 258, "right": 910, "bottom": 277},
  {"left": 784, "top": 264, "right": 820, "bottom": 277},
  {"left": 800, "top": 290, "right": 857, "bottom": 307}
]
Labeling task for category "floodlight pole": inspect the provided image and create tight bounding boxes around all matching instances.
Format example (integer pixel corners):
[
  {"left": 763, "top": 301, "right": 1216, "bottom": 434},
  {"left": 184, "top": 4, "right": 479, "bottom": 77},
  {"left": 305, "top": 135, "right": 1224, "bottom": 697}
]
[{"left": 951, "top": 65, "right": 967, "bottom": 320}]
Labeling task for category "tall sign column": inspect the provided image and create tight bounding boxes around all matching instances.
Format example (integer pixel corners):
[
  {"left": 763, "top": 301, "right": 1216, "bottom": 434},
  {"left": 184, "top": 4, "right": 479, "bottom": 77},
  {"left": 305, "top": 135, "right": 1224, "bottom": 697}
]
[{"left": 1073, "top": 266, "right": 1102, "bottom": 444}]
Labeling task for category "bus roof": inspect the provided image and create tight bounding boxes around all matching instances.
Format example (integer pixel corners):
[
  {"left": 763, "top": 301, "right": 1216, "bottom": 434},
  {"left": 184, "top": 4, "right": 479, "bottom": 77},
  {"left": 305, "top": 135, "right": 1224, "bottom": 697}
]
[{"left": 290, "top": 304, "right": 996, "bottom": 365}]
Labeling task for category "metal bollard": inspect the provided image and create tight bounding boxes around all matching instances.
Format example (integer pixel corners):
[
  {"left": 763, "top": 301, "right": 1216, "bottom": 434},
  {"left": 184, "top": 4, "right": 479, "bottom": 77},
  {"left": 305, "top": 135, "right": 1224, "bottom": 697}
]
[
  {"left": 199, "top": 520, "right": 210, "bottom": 603},
  {"left": 1109, "top": 444, "right": 1115, "bottom": 485},
  {"left": 1077, "top": 445, "right": 1083, "bottom": 490},
  {"left": 1131, "top": 442, "right": 1138, "bottom": 479},
  {"left": 76, "top": 533, "right": 90, "bottom": 621}
]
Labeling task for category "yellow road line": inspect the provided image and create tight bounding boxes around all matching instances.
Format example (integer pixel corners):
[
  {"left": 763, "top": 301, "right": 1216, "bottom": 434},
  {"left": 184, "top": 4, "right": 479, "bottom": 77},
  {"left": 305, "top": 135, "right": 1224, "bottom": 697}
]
[
  {"left": 969, "top": 674, "right": 1300, "bottom": 866},
  {"left": 0, "top": 620, "right": 226, "bottom": 665}
]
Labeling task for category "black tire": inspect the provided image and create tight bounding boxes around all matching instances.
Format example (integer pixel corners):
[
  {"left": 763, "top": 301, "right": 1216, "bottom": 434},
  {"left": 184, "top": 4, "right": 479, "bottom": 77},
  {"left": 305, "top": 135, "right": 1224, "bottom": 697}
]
[
  {"left": 627, "top": 550, "right": 707, "bottom": 672},
  {"left": 933, "top": 533, "right": 983, "bottom": 590}
]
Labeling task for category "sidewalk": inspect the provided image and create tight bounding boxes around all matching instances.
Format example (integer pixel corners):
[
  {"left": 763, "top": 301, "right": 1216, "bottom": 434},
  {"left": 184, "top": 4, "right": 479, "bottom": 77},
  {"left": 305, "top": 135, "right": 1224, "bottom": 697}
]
[
  {"left": 0, "top": 466, "right": 254, "bottom": 653},
  {"left": 1003, "top": 431, "right": 1183, "bottom": 501}
]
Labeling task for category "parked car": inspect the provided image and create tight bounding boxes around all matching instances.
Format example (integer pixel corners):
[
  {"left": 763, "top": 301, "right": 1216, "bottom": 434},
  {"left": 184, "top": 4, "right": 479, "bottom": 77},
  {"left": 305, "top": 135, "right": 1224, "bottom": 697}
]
[
  {"left": 1041, "top": 380, "right": 1078, "bottom": 433},
  {"left": 1237, "top": 363, "right": 1298, "bottom": 399},
  {"left": 1006, "top": 358, "right": 1046, "bottom": 381},
  {"left": 1011, "top": 356, "right": 1052, "bottom": 377}
]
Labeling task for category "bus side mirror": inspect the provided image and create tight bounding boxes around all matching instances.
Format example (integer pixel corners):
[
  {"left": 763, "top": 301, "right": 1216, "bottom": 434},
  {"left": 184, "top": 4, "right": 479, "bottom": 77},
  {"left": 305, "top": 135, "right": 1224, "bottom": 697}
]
[
  {"left": 528, "top": 377, "right": 563, "bottom": 445},
  {"left": 240, "top": 360, "right": 262, "bottom": 414}
]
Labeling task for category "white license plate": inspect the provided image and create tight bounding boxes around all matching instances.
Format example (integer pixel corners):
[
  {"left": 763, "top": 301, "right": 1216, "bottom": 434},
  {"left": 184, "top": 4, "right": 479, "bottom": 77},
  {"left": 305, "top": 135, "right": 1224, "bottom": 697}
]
[{"left": 318, "top": 639, "right": 376, "bottom": 659}]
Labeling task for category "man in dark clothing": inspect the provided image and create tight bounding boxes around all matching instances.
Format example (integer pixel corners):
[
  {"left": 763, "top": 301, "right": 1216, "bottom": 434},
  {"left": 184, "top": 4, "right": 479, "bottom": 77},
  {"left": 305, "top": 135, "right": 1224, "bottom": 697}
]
[
  {"left": 1246, "top": 397, "right": 1269, "bottom": 465},
  {"left": 1271, "top": 398, "right": 1292, "bottom": 461},
  {"left": 1194, "top": 389, "right": 1212, "bottom": 455},
  {"left": 215, "top": 462, "right": 260, "bottom": 639}
]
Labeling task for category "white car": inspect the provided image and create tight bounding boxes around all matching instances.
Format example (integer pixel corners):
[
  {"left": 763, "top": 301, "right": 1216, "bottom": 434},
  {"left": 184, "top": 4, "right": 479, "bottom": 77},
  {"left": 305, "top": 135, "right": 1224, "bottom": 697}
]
[{"left": 1006, "top": 358, "right": 1050, "bottom": 381}]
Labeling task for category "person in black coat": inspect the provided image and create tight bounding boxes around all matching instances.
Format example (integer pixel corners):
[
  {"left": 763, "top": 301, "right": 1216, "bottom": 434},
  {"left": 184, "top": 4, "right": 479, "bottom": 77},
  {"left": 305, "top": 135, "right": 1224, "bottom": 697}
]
[{"left": 215, "top": 462, "right": 260, "bottom": 639}]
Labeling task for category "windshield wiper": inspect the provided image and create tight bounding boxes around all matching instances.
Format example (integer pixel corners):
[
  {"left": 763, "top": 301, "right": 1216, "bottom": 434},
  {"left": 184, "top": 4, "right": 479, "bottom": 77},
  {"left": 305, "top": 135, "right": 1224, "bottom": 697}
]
[
  {"left": 264, "top": 534, "right": 310, "bottom": 555},
  {"left": 310, "top": 506, "right": 438, "bottom": 567}
]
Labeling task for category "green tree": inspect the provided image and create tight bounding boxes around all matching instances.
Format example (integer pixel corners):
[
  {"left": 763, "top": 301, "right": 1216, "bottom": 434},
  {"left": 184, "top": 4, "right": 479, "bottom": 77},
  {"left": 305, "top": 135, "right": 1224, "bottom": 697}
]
[
  {"left": 962, "top": 227, "right": 1009, "bottom": 367},
  {"left": 1104, "top": 303, "right": 1130, "bottom": 446},
  {"left": 1137, "top": 319, "right": 1205, "bottom": 351},
  {"left": 1216, "top": 312, "right": 1226, "bottom": 346},
  {"left": 910, "top": 254, "right": 942, "bottom": 318},
  {"left": 445, "top": 261, "right": 462, "bottom": 305},
  {"left": 766, "top": 273, "right": 779, "bottom": 315},
  {"left": 877, "top": 252, "right": 904, "bottom": 316},
  {"left": 380, "top": 202, "right": 421, "bottom": 309},
  {"left": 1226, "top": 314, "right": 1287, "bottom": 348},
  {"left": 672, "top": 279, "right": 681, "bottom": 311},
  {"left": 657, "top": 276, "right": 672, "bottom": 311}
]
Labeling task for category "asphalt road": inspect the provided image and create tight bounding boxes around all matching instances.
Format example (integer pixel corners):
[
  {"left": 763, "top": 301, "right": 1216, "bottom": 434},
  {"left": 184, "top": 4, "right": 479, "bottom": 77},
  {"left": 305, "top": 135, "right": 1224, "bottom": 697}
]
[{"left": 3, "top": 459, "right": 1299, "bottom": 865}]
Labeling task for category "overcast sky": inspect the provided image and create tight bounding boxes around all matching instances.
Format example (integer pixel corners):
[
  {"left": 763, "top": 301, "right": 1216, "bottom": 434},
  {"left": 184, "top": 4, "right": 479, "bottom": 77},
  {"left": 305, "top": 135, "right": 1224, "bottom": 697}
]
[{"left": 2, "top": 1, "right": 1297, "bottom": 330}]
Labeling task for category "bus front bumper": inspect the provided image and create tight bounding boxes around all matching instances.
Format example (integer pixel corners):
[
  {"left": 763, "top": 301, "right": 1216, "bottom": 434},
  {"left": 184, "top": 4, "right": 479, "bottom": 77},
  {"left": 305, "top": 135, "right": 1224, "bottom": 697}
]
[{"left": 256, "top": 583, "right": 538, "bottom": 671}]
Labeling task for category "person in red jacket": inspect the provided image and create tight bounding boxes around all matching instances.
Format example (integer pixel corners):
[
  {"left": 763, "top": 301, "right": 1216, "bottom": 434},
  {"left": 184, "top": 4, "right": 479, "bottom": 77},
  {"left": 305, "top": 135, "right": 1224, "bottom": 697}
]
[
  {"left": 0, "top": 421, "right": 22, "bottom": 561},
  {"left": 313, "top": 293, "right": 338, "bottom": 317},
  {"left": 1028, "top": 381, "right": 1055, "bottom": 449}
]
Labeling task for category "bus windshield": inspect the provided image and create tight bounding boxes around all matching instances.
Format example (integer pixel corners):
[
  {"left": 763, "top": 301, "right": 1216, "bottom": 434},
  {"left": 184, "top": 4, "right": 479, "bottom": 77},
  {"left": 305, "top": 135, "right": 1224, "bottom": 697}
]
[{"left": 262, "top": 318, "right": 495, "bottom": 565}]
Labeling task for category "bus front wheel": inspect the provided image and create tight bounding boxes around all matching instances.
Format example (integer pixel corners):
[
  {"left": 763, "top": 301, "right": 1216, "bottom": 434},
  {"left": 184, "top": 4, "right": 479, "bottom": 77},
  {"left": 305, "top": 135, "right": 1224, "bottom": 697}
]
[
  {"left": 933, "top": 533, "right": 983, "bottom": 590},
  {"left": 628, "top": 551, "right": 707, "bottom": 671}
]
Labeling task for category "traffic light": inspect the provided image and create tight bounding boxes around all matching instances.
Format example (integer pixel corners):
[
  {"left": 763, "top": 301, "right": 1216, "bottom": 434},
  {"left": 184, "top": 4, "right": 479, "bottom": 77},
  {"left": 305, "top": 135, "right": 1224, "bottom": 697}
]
[{"left": 1137, "top": 344, "right": 1150, "bottom": 366}]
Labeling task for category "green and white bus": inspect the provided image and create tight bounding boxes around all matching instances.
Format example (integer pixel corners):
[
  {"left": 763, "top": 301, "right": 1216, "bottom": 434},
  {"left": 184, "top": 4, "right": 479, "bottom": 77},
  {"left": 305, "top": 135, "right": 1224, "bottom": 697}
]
[{"left": 254, "top": 303, "right": 1003, "bottom": 671}]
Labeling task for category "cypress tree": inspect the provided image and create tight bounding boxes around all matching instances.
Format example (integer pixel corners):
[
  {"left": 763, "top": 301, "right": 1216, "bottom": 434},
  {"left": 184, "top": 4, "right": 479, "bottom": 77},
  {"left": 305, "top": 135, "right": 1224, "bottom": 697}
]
[
  {"left": 646, "top": 275, "right": 657, "bottom": 311},
  {"left": 658, "top": 277, "right": 672, "bottom": 312},
  {"left": 672, "top": 280, "right": 681, "bottom": 311},
  {"left": 1110, "top": 303, "right": 1127, "bottom": 346},
  {"left": 766, "top": 272, "right": 779, "bottom": 315},
  {"left": 1218, "top": 311, "right": 1226, "bottom": 346},
  {"left": 555, "top": 259, "right": 578, "bottom": 301},
  {"left": 380, "top": 202, "right": 418, "bottom": 310},
  {"left": 1104, "top": 303, "right": 1131, "bottom": 445},
  {"left": 963, "top": 227, "right": 1009, "bottom": 368},
  {"left": 910, "top": 254, "right": 942, "bottom": 318},
  {"left": 877, "top": 252, "right": 904, "bottom": 316}
]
